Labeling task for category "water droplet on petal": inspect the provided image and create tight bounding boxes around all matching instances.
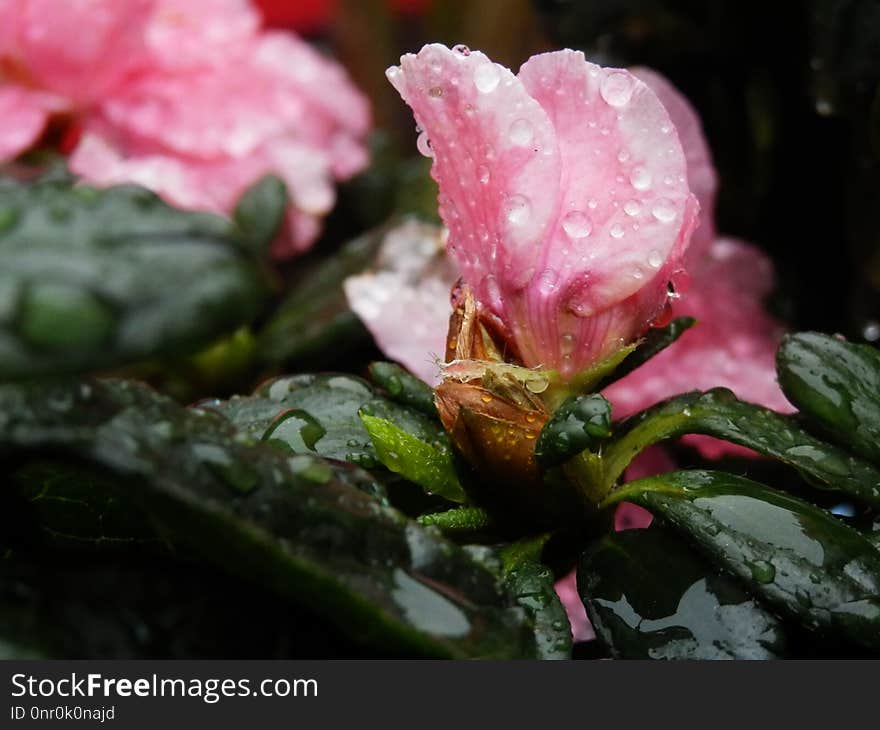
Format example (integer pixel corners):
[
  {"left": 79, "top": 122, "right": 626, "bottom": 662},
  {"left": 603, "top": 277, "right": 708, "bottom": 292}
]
[
  {"left": 416, "top": 132, "right": 433, "bottom": 157},
  {"left": 477, "top": 165, "right": 490, "bottom": 184},
  {"left": 632, "top": 266, "right": 644, "bottom": 280},
  {"left": 630, "top": 166, "right": 652, "bottom": 190},
  {"left": 623, "top": 200, "right": 641, "bottom": 216},
  {"left": 617, "top": 148, "right": 630, "bottom": 162},
  {"left": 509, "top": 118, "right": 534, "bottom": 146},
  {"left": 600, "top": 71, "right": 634, "bottom": 107},
  {"left": 537, "top": 268, "right": 558, "bottom": 294},
  {"left": 647, "top": 249, "right": 663, "bottom": 268},
  {"left": 651, "top": 198, "right": 676, "bottom": 223},
  {"left": 610, "top": 223, "right": 625, "bottom": 239},
  {"left": 587, "top": 198, "right": 598, "bottom": 210},
  {"left": 505, "top": 194, "right": 530, "bottom": 226},
  {"left": 474, "top": 63, "right": 501, "bottom": 93},
  {"left": 562, "top": 211, "right": 592, "bottom": 239}
]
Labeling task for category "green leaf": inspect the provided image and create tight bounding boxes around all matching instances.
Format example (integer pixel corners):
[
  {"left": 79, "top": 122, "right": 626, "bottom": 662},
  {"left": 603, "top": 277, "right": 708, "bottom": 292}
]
[
  {"left": 0, "top": 378, "right": 536, "bottom": 658},
  {"left": 777, "top": 332, "right": 880, "bottom": 465},
  {"left": 535, "top": 394, "right": 612, "bottom": 468},
  {"left": 257, "top": 225, "right": 388, "bottom": 367},
  {"left": 0, "top": 177, "right": 270, "bottom": 378},
  {"left": 369, "top": 361, "right": 438, "bottom": 417},
  {"left": 579, "top": 525, "right": 787, "bottom": 659},
  {"left": 601, "top": 388, "right": 880, "bottom": 507},
  {"left": 418, "top": 507, "right": 494, "bottom": 534},
  {"left": 499, "top": 536, "right": 572, "bottom": 660},
  {"left": 360, "top": 413, "right": 466, "bottom": 503},
  {"left": 605, "top": 470, "right": 880, "bottom": 650},
  {"left": 233, "top": 174, "right": 288, "bottom": 255}
]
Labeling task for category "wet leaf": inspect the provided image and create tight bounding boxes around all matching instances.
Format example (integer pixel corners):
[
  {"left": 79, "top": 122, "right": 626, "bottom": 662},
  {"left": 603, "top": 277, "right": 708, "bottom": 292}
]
[
  {"left": 535, "top": 393, "right": 612, "bottom": 468},
  {"left": 0, "top": 177, "right": 270, "bottom": 378},
  {"left": 360, "top": 413, "right": 466, "bottom": 503},
  {"left": 602, "top": 388, "right": 880, "bottom": 508},
  {"left": 500, "top": 536, "right": 572, "bottom": 660},
  {"left": 0, "top": 378, "right": 536, "bottom": 658},
  {"left": 369, "top": 361, "right": 438, "bottom": 417},
  {"left": 777, "top": 332, "right": 880, "bottom": 465},
  {"left": 606, "top": 470, "right": 880, "bottom": 650},
  {"left": 579, "top": 525, "right": 787, "bottom": 659}
]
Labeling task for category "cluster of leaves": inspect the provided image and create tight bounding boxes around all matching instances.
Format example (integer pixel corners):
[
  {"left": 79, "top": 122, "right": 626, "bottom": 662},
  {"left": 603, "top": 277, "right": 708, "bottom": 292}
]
[
  {"left": 2, "top": 172, "right": 879, "bottom": 661},
  {"left": 0, "top": 174, "right": 569, "bottom": 660}
]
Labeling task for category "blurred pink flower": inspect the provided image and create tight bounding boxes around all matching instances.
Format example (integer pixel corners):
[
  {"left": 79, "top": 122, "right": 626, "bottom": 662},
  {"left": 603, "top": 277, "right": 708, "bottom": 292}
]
[
  {"left": 0, "top": 0, "right": 370, "bottom": 256},
  {"left": 387, "top": 45, "right": 699, "bottom": 378}
]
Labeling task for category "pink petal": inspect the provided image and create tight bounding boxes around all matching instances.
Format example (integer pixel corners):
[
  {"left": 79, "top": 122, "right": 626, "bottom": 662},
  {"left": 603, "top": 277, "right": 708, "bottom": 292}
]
[
  {"left": 554, "top": 571, "right": 595, "bottom": 644},
  {"left": 604, "top": 237, "right": 794, "bottom": 458},
  {"left": 632, "top": 67, "right": 717, "bottom": 263},
  {"left": 388, "top": 46, "right": 698, "bottom": 376},
  {"left": 146, "top": 0, "right": 261, "bottom": 69},
  {"left": 4, "top": 0, "right": 153, "bottom": 105},
  {"left": 388, "top": 44, "right": 560, "bottom": 304},
  {"left": 344, "top": 220, "right": 455, "bottom": 385},
  {"left": 71, "top": 128, "right": 335, "bottom": 255},
  {"left": 0, "top": 85, "right": 51, "bottom": 161}
]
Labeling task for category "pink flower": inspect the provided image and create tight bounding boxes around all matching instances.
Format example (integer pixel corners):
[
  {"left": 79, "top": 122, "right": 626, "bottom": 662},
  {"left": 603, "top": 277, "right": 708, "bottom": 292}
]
[
  {"left": 343, "top": 219, "right": 456, "bottom": 386},
  {"left": 387, "top": 45, "right": 699, "bottom": 379},
  {"left": 0, "top": 0, "right": 370, "bottom": 256}
]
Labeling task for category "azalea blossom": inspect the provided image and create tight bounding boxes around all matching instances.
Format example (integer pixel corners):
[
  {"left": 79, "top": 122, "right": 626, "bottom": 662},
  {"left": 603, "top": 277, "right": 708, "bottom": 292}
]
[
  {"left": 353, "top": 50, "right": 790, "bottom": 442},
  {"left": 386, "top": 44, "right": 699, "bottom": 379},
  {"left": 0, "top": 0, "right": 370, "bottom": 256}
]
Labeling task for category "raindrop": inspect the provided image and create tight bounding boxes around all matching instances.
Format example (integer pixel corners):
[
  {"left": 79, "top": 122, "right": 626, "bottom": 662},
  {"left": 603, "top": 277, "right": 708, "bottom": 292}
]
[
  {"left": 416, "top": 131, "right": 433, "bottom": 157},
  {"left": 537, "top": 268, "right": 558, "bottom": 294},
  {"left": 623, "top": 200, "right": 641, "bottom": 216},
  {"left": 863, "top": 320, "right": 880, "bottom": 342},
  {"left": 630, "top": 166, "right": 652, "bottom": 190},
  {"left": 509, "top": 118, "right": 534, "bottom": 146},
  {"left": 651, "top": 198, "right": 676, "bottom": 223},
  {"left": 505, "top": 194, "right": 530, "bottom": 225},
  {"left": 474, "top": 63, "right": 501, "bottom": 93},
  {"left": 600, "top": 71, "right": 634, "bottom": 107},
  {"left": 617, "top": 148, "right": 630, "bottom": 163},
  {"left": 477, "top": 165, "right": 490, "bottom": 184},
  {"left": 632, "top": 267, "right": 644, "bottom": 280},
  {"left": 647, "top": 249, "right": 663, "bottom": 269},
  {"left": 562, "top": 211, "right": 592, "bottom": 239},
  {"left": 587, "top": 198, "right": 598, "bottom": 210},
  {"left": 609, "top": 223, "right": 625, "bottom": 239}
]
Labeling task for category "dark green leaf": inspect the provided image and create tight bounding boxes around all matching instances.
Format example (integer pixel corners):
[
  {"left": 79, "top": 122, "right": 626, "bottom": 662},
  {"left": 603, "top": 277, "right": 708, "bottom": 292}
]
[
  {"left": 418, "top": 507, "right": 494, "bottom": 534},
  {"left": 500, "top": 536, "right": 572, "bottom": 660},
  {"left": 777, "top": 332, "right": 880, "bottom": 465},
  {"left": 0, "top": 178, "right": 270, "bottom": 377},
  {"left": 369, "top": 361, "right": 438, "bottom": 417},
  {"left": 606, "top": 470, "right": 880, "bottom": 650},
  {"left": 0, "top": 378, "right": 536, "bottom": 658},
  {"left": 579, "top": 525, "right": 787, "bottom": 659},
  {"left": 601, "top": 388, "right": 880, "bottom": 507},
  {"left": 535, "top": 393, "right": 612, "bottom": 468},
  {"left": 233, "top": 174, "right": 288, "bottom": 256}
]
